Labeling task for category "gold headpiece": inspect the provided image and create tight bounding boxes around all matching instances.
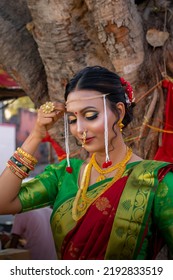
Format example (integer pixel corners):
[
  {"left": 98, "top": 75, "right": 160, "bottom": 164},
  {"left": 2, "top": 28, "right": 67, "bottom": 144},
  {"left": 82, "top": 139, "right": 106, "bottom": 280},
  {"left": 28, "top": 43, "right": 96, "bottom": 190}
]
[{"left": 65, "top": 93, "right": 110, "bottom": 106}]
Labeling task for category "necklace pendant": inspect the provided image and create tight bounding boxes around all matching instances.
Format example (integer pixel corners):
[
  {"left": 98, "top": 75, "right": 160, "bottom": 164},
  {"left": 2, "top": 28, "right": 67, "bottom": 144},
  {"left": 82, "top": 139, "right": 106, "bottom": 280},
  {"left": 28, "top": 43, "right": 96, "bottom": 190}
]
[{"left": 102, "top": 160, "right": 112, "bottom": 168}]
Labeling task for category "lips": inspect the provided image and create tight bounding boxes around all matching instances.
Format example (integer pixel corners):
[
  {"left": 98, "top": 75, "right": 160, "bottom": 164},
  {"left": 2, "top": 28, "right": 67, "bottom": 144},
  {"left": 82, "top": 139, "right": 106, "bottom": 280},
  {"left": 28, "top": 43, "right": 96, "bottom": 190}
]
[
  {"left": 85, "top": 137, "right": 95, "bottom": 143},
  {"left": 79, "top": 136, "right": 94, "bottom": 144}
]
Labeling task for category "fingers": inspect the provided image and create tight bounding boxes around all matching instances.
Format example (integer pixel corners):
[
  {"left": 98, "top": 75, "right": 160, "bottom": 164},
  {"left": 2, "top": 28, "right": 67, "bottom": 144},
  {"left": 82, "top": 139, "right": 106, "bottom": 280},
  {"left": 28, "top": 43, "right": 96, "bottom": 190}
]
[
  {"left": 37, "top": 101, "right": 65, "bottom": 127},
  {"left": 39, "top": 101, "right": 65, "bottom": 115},
  {"left": 54, "top": 102, "right": 65, "bottom": 112}
]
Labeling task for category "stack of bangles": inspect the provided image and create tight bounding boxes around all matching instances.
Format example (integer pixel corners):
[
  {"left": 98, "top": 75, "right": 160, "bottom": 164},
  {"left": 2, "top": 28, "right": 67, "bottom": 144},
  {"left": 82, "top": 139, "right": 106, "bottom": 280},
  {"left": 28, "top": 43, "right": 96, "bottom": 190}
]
[{"left": 6, "top": 147, "right": 38, "bottom": 180}]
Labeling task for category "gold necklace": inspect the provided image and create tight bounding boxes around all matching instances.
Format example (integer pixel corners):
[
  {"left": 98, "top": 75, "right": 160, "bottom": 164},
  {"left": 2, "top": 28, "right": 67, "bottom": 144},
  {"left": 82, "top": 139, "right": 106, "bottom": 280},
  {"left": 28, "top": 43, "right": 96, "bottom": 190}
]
[
  {"left": 91, "top": 148, "right": 132, "bottom": 181},
  {"left": 72, "top": 147, "right": 132, "bottom": 221}
]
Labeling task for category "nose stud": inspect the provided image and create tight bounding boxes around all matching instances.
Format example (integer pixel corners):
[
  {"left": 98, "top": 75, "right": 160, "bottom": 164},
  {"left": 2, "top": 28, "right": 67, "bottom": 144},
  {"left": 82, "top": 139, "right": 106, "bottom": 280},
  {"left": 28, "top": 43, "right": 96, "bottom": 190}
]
[{"left": 82, "top": 131, "right": 87, "bottom": 147}]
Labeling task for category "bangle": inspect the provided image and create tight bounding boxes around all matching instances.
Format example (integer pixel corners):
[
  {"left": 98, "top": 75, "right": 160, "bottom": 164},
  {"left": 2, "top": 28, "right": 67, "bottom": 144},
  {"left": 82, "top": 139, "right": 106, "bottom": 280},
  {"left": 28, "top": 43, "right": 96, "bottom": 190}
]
[
  {"left": 10, "top": 156, "right": 30, "bottom": 173},
  {"left": 6, "top": 148, "right": 37, "bottom": 179},
  {"left": 7, "top": 164, "right": 25, "bottom": 179},
  {"left": 13, "top": 152, "right": 35, "bottom": 170},
  {"left": 17, "top": 147, "right": 38, "bottom": 165},
  {"left": 7, "top": 160, "right": 29, "bottom": 179}
]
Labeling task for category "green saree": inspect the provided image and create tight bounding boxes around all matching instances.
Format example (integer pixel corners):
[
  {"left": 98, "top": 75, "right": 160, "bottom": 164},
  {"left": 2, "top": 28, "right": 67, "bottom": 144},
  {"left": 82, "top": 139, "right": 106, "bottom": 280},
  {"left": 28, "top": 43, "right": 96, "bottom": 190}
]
[{"left": 18, "top": 158, "right": 173, "bottom": 259}]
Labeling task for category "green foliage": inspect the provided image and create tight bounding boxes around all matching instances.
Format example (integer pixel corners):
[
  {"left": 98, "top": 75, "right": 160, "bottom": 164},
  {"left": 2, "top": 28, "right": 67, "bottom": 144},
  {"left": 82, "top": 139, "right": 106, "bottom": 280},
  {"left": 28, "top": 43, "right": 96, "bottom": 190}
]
[{"left": 4, "top": 96, "right": 35, "bottom": 120}]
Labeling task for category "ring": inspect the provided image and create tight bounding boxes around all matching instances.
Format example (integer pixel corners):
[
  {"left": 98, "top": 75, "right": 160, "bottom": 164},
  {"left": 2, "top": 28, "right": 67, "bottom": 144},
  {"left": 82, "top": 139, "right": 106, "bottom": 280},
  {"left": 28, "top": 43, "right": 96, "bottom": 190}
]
[{"left": 40, "top": 102, "right": 55, "bottom": 114}]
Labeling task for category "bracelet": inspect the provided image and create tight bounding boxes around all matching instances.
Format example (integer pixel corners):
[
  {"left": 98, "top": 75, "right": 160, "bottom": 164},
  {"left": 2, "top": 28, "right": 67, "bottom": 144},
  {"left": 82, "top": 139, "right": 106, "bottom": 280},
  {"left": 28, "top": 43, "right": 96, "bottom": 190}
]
[
  {"left": 10, "top": 156, "right": 30, "bottom": 173},
  {"left": 17, "top": 147, "right": 38, "bottom": 165},
  {"left": 13, "top": 152, "right": 35, "bottom": 171},
  {"left": 6, "top": 148, "right": 37, "bottom": 179},
  {"left": 7, "top": 160, "right": 29, "bottom": 176},
  {"left": 7, "top": 160, "right": 29, "bottom": 179},
  {"left": 7, "top": 164, "right": 25, "bottom": 179},
  {"left": 15, "top": 152, "right": 35, "bottom": 166}
]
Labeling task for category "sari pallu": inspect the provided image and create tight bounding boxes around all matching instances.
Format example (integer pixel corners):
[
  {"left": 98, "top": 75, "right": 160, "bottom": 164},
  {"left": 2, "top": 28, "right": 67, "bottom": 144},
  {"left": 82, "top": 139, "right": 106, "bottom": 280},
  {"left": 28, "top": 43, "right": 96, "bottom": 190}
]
[{"left": 59, "top": 160, "right": 172, "bottom": 260}]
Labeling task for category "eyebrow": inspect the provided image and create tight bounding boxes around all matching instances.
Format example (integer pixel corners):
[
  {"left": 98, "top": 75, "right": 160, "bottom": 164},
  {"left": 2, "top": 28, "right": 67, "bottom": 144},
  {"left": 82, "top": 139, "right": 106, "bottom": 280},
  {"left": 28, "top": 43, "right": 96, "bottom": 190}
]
[{"left": 66, "top": 106, "right": 97, "bottom": 115}]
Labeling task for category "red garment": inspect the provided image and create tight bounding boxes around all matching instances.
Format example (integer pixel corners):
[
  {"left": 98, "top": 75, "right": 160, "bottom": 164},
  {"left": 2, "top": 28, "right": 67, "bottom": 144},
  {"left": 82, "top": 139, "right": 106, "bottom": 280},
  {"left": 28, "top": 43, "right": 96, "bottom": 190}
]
[
  {"left": 61, "top": 176, "right": 128, "bottom": 260},
  {"left": 42, "top": 133, "right": 66, "bottom": 161},
  {"left": 154, "top": 79, "right": 173, "bottom": 162}
]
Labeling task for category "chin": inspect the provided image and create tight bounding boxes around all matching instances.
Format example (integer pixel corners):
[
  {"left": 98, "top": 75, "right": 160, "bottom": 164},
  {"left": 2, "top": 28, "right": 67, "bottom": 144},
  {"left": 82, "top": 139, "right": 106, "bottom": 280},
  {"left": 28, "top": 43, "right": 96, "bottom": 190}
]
[{"left": 85, "top": 146, "right": 105, "bottom": 154}]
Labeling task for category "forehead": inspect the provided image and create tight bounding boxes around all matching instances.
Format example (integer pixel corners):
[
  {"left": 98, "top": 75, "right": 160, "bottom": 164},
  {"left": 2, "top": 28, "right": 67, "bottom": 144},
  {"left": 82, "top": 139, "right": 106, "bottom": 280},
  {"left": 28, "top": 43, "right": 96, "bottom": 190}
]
[{"left": 66, "top": 90, "right": 103, "bottom": 112}]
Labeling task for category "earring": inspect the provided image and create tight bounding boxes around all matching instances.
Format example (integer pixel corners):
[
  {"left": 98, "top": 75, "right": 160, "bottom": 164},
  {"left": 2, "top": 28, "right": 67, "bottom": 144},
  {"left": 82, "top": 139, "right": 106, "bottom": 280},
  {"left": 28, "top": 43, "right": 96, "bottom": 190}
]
[
  {"left": 82, "top": 131, "right": 87, "bottom": 147},
  {"left": 118, "top": 119, "right": 124, "bottom": 132}
]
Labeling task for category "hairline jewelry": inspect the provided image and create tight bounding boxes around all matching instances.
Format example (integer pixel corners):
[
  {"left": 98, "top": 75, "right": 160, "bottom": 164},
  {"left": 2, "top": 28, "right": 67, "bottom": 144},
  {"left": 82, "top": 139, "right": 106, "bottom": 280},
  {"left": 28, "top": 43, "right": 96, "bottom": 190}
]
[{"left": 65, "top": 93, "right": 110, "bottom": 106}]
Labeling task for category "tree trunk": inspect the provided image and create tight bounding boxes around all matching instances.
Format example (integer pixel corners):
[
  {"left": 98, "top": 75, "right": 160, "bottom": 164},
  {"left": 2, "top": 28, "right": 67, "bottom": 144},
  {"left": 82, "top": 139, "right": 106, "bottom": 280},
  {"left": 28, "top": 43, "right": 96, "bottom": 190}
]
[
  {"left": 0, "top": 0, "right": 48, "bottom": 107},
  {"left": 0, "top": 0, "right": 173, "bottom": 158}
]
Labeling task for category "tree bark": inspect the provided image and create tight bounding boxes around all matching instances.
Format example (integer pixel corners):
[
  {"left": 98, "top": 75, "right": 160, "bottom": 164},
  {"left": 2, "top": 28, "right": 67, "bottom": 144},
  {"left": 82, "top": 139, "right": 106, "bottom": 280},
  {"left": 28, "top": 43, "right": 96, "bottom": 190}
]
[
  {"left": 0, "top": 0, "right": 48, "bottom": 107},
  {"left": 0, "top": 0, "right": 173, "bottom": 158}
]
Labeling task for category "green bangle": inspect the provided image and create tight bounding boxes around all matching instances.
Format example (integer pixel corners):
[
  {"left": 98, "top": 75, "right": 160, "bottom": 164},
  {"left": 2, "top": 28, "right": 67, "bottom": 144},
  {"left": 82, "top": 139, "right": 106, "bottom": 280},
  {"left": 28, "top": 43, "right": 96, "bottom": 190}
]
[{"left": 10, "top": 156, "right": 30, "bottom": 173}]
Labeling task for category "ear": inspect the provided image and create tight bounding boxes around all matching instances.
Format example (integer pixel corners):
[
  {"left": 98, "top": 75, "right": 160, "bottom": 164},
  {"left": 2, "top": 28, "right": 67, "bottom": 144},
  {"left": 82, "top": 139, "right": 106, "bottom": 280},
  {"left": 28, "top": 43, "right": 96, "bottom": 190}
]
[{"left": 116, "top": 102, "right": 125, "bottom": 119}]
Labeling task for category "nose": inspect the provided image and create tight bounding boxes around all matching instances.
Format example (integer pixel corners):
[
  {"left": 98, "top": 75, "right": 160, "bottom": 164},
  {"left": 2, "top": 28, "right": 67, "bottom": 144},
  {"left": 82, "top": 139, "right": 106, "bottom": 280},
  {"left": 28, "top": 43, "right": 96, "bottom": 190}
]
[{"left": 76, "top": 117, "right": 85, "bottom": 135}]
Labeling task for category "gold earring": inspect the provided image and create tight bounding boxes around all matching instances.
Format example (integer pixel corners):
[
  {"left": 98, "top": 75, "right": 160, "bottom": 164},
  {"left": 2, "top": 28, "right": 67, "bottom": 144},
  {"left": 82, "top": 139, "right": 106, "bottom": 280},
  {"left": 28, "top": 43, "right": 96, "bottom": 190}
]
[
  {"left": 82, "top": 131, "right": 87, "bottom": 147},
  {"left": 118, "top": 119, "right": 124, "bottom": 132}
]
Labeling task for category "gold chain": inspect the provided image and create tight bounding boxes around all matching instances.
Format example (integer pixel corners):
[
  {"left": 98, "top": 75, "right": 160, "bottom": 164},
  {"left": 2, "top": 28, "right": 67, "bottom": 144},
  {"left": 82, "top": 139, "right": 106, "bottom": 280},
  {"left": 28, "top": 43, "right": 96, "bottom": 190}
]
[
  {"left": 91, "top": 148, "right": 132, "bottom": 181},
  {"left": 72, "top": 147, "right": 132, "bottom": 221}
]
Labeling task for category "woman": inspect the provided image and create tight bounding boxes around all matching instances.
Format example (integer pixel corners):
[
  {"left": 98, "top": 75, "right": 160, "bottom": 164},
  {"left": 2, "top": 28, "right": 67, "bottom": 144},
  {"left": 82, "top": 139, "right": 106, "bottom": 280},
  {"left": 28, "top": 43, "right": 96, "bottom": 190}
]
[{"left": 0, "top": 66, "right": 173, "bottom": 260}]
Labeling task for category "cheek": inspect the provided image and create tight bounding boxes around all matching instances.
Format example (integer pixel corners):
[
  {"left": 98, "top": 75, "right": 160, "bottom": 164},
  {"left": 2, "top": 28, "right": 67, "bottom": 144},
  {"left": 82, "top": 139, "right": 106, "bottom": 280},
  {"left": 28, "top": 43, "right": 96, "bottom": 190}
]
[
  {"left": 90, "top": 117, "right": 105, "bottom": 134},
  {"left": 95, "top": 122, "right": 104, "bottom": 133},
  {"left": 69, "top": 125, "right": 76, "bottom": 136},
  {"left": 95, "top": 112, "right": 115, "bottom": 132}
]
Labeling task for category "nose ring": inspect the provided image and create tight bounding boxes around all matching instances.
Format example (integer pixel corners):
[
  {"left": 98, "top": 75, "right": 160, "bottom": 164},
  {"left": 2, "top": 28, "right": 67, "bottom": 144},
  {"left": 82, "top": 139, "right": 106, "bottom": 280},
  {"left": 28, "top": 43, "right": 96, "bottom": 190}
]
[{"left": 82, "top": 131, "right": 87, "bottom": 147}]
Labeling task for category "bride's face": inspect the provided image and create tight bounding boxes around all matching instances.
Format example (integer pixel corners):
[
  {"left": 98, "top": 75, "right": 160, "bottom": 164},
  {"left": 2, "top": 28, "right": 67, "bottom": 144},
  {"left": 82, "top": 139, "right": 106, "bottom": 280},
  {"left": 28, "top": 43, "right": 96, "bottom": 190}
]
[{"left": 66, "top": 90, "right": 119, "bottom": 154}]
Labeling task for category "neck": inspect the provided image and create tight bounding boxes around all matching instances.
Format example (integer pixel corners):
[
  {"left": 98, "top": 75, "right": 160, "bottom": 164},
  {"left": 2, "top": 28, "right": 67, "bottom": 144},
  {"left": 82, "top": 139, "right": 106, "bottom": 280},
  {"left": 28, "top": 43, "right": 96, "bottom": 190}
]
[{"left": 95, "top": 141, "right": 128, "bottom": 168}]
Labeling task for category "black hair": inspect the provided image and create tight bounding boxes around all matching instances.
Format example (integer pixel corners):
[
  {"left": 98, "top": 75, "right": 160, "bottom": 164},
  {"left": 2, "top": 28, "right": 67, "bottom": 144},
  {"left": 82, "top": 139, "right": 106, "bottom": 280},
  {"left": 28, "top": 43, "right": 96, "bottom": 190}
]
[{"left": 65, "top": 65, "right": 134, "bottom": 127}]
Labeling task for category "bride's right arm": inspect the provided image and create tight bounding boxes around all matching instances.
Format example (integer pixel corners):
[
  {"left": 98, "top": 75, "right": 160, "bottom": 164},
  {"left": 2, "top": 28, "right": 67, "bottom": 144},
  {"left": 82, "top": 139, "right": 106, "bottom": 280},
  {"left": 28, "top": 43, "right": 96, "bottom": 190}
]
[{"left": 0, "top": 102, "right": 65, "bottom": 214}]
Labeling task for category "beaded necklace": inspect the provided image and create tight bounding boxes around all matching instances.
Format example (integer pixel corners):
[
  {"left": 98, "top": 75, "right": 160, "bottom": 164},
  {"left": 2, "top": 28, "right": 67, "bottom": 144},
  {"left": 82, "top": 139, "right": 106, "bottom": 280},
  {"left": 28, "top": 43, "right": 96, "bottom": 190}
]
[{"left": 72, "top": 147, "right": 132, "bottom": 221}]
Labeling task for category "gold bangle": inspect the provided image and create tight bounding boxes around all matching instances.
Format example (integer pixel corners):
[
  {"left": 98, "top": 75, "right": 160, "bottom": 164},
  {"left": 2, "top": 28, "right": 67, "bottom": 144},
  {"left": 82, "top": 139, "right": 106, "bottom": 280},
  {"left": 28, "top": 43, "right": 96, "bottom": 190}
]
[
  {"left": 17, "top": 147, "right": 38, "bottom": 165},
  {"left": 13, "top": 152, "right": 35, "bottom": 170}
]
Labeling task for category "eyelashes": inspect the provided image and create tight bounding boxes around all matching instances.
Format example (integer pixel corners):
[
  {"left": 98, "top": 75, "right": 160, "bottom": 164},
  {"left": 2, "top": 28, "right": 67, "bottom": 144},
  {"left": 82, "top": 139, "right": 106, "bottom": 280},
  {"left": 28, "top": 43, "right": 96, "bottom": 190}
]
[
  {"left": 85, "top": 112, "right": 98, "bottom": 120},
  {"left": 68, "top": 117, "right": 77, "bottom": 124},
  {"left": 68, "top": 112, "right": 98, "bottom": 124}
]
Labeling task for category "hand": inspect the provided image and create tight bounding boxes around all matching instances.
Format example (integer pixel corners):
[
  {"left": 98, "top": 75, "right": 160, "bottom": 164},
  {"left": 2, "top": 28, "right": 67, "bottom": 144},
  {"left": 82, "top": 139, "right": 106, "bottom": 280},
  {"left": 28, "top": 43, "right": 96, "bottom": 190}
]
[{"left": 33, "top": 102, "right": 65, "bottom": 139}]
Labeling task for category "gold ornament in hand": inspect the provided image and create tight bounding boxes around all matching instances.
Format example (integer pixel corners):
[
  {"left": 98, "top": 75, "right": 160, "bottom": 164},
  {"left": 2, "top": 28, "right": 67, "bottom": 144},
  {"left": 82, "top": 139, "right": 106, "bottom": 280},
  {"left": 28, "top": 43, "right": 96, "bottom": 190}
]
[{"left": 40, "top": 102, "right": 55, "bottom": 114}]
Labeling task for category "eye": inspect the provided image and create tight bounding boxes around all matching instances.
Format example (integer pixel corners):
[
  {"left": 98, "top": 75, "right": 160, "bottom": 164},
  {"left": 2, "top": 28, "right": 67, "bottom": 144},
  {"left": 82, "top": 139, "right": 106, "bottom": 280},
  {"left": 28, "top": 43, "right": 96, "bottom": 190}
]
[
  {"left": 68, "top": 116, "right": 77, "bottom": 124},
  {"left": 85, "top": 112, "right": 98, "bottom": 120}
]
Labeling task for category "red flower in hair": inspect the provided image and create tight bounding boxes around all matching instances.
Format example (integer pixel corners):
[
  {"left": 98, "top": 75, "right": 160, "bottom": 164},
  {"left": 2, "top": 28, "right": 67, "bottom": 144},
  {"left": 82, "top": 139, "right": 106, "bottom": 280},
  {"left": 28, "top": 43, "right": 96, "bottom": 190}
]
[
  {"left": 120, "top": 77, "right": 126, "bottom": 86},
  {"left": 120, "top": 77, "right": 134, "bottom": 103}
]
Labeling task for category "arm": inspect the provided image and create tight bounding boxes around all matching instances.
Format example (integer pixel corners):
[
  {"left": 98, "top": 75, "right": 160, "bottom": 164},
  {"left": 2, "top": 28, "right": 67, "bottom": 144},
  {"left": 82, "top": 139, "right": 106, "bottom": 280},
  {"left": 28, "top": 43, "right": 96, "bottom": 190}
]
[{"left": 0, "top": 102, "right": 65, "bottom": 215}]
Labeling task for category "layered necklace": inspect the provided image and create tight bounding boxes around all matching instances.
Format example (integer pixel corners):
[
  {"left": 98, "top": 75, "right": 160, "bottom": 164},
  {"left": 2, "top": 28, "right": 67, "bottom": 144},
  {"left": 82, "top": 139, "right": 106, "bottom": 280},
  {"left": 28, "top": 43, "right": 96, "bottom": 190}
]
[{"left": 72, "top": 147, "right": 132, "bottom": 221}]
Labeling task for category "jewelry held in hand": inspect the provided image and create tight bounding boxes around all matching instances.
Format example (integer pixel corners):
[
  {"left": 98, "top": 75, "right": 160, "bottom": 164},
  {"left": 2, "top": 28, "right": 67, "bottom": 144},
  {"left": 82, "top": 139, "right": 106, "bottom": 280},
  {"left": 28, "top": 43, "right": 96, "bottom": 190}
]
[{"left": 40, "top": 102, "right": 55, "bottom": 114}]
